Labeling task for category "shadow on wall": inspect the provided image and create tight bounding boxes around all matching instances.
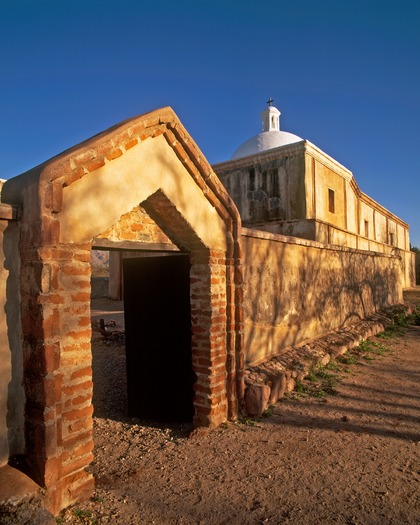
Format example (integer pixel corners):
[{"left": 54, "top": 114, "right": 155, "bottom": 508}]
[
  {"left": 241, "top": 232, "right": 402, "bottom": 365},
  {"left": 3, "top": 221, "right": 25, "bottom": 462}
]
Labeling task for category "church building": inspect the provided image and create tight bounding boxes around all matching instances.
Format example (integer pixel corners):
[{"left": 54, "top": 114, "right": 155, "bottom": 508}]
[{"left": 213, "top": 101, "right": 412, "bottom": 287}]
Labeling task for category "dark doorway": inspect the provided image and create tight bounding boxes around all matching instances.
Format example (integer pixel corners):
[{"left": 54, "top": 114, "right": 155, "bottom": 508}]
[{"left": 123, "top": 254, "right": 194, "bottom": 422}]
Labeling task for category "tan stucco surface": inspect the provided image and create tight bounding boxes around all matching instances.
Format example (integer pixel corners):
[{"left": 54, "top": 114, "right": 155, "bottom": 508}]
[
  {"left": 241, "top": 228, "right": 403, "bottom": 365},
  {"left": 0, "top": 218, "right": 23, "bottom": 465},
  {"left": 213, "top": 145, "right": 306, "bottom": 225},
  {"left": 60, "top": 135, "right": 227, "bottom": 251},
  {"left": 0, "top": 221, "right": 10, "bottom": 464},
  {"left": 215, "top": 143, "right": 414, "bottom": 288}
]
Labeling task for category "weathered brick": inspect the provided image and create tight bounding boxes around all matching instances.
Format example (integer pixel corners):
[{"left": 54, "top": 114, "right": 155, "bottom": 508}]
[
  {"left": 62, "top": 430, "right": 93, "bottom": 453},
  {"left": 86, "top": 157, "right": 105, "bottom": 173},
  {"left": 67, "top": 329, "right": 92, "bottom": 341},
  {"left": 64, "top": 416, "right": 93, "bottom": 436},
  {"left": 63, "top": 393, "right": 91, "bottom": 409},
  {"left": 61, "top": 264, "right": 90, "bottom": 276},
  {"left": 70, "top": 292, "right": 91, "bottom": 302},
  {"left": 61, "top": 452, "right": 94, "bottom": 477},
  {"left": 62, "top": 380, "right": 93, "bottom": 397},
  {"left": 63, "top": 404, "right": 93, "bottom": 422},
  {"left": 124, "top": 137, "right": 139, "bottom": 150},
  {"left": 70, "top": 366, "right": 92, "bottom": 381}
]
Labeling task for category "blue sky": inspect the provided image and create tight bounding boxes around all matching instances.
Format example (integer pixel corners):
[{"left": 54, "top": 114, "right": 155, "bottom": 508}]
[{"left": 1, "top": 0, "right": 419, "bottom": 246}]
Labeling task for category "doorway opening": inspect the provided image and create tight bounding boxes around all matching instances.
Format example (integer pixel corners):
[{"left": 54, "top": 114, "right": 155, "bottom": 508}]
[
  {"left": 90, "top": 249, "right": 194, "bottom": 425},
  {"left": 123, "top": 253, "right": 194, "bottom": 422}
]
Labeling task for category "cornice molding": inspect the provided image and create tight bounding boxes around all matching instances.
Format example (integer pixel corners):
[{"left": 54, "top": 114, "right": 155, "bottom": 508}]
[
  {"left": 212, "top": 141, "right": 307, "bottom": 171},
  {"left": 303, "top": 141, "right": 353, "bottom": 182},
  {"left": 359, "top": 191, "right": 409, "bottom": 229}
]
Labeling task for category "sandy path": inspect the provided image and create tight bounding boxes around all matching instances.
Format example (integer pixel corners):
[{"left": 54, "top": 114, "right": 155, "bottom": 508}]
[{"left": 59, "top": 317, "right": 420, "bottom": 525}]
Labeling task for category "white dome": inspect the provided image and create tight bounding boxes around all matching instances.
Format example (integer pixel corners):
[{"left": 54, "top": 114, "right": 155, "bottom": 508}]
[
  {"left": 231, "top": 130, "right": 302, "bottom": 160},
  {"left": 230, "top": 101, "right": 303, "bottom": 160}
]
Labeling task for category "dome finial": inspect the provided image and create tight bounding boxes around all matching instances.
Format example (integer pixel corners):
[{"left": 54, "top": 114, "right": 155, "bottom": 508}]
[{"left": 262, "top": 101, "right": 280, "bottom": 132}]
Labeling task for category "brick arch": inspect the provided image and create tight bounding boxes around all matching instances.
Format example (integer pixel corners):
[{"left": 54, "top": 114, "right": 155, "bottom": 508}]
[{"left": 2, "top": 107, "right": 244, "bottom": 514}]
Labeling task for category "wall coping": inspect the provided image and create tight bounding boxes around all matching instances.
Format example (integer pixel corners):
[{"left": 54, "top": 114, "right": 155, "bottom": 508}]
[
  {"left": 0, "top": 203, "right": 20, "bottom": 220},
  {"left": 241, "top": 226, "right": 401, "bottom": 259},
  {"left": 212, "top": 140, "right": 409, "bottom": 231},
  {"left": 212, "top": 140, "right": 353, "bottom": 180}
]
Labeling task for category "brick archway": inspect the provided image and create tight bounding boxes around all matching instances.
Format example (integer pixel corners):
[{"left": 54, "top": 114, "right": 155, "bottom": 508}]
[{"left": 3, "top": 108, "right": 244, "bottom": 513}]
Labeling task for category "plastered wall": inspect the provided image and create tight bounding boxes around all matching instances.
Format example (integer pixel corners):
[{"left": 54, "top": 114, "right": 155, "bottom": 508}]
[
  {"left": 215, "top": 143, "right": 412, "bottom": 281},
  {"left": 0, "top": 211, "right": 23, "bottom": 465},
  {"left": 214, "top": 150, "right": 306, "bottom": 226},
  {"left": 241, "top": 228, "right": 403, "bottom": 365},
  {"left": 60, "top": 135, "right": 227, "bottom": 251}
]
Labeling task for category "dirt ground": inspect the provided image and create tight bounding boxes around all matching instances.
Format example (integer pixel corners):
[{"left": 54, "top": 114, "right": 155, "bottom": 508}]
[{"left": 58, "top": 302, "right": 420, "bottom": 525}]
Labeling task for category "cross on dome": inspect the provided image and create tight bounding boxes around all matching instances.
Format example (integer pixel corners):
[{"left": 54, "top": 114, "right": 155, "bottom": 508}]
[
  {"left": 230, "top": 100, "right": 303, "bottom": 160},
  {"left": 262, "top": 100, "right": 280, "bottom": 132}
]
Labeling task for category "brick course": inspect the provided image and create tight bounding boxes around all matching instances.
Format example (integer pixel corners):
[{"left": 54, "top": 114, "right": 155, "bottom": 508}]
[{"left": 13, "top": 107, "right": 243, "bottom": 515}]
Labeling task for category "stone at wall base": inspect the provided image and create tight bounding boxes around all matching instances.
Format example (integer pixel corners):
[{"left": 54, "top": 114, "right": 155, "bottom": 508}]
[
  {"left": 244, "top": 384, "right": 271, "bottom": 417},
  {"left": 267, "top": 372, "right": 288, "bottom": 404},
  {"left": 0, "top": 465, "right": 55, "bottom": 524}
]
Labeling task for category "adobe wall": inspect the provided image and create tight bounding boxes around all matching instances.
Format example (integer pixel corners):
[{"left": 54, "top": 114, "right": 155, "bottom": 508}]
[
  {"left": 0, "top": 204, "right": 23, "bottom": 466},
  {"left": 214, "top": 146, "right": 306, "bottom": 226},
  {"left": 215, "top": 144, "right": 414, "bottom": 291},
  {"left": 241, "top": 228, "right": 403, "bottom": 365}
]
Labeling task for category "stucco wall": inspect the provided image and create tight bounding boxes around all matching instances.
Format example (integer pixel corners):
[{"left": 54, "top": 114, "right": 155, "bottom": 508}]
[
  {"left": 215, "top": 143, "right": 412, "bottom": 271},
  {"left": 0, "top": 209, "right": 24, "bottom": 465},
  {"left": 214, "top": 149, "right": 306, "bottom": 226},
  {"left": 312, "top": 161, "right": 347, "bottom": 230},
  {"left": 241, "top": 228, "right": 403, "bottom": 365},
  {"left": 60, "top": 135, "right": 227, "bottom": 252}
]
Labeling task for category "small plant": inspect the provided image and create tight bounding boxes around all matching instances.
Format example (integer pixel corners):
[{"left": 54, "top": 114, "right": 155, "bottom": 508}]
[
  {"left": 298, "top": 365, "right": 339, "bottom": 398},
  {"left": 358, "top": 340, "right": 390, "bottom": 356},
  {"left": 377, "top": 318, "right": 406, "bottom": 338},
  {"left": 295, "top": 380, "right": 311, "bottom": 395},
  {"left": 72, "top": 508, "right": 96, "bottom": 524},
  {"left": 362, "top": 354, "right": 375, "bottom": 361},
  {"left": 393, "top": 313, "right": 409, "bottom": 327},
  {"left": 305, "top": 369, "right": 318, "bottom": 382},
  {"left": 262, "top": 405, "right": 274, "bottom": 417},
  {"left": 240, "top": 417, "right": 259, "bottom": 427},
  {"left": 410, "top": 309, "right": 420, "bottom": 326},
  {"left": 337, "top": 354, "right": 360, "bottom": 365},
  {"left": 324, "top": 361, "right": 344, "bottom": 372}
]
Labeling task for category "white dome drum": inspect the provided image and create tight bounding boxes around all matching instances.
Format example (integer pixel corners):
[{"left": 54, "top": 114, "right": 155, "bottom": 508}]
[{"left": 231, "top": 101, "right": 302, "bottom": 160}]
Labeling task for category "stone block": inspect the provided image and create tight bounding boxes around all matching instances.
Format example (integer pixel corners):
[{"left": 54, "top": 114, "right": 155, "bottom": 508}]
[
  {"left": 244, "top": 384, "right": 270, "bottom": 417},
  {"left": 286, "top": 377, "right": 296, "bottom": 392},
  {"left": 268, "top": 373, "right": 287, "bottom": 404}
]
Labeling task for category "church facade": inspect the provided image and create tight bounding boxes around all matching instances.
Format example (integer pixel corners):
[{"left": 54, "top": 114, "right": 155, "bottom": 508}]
[{"left": 213, "top": 102, "right": 413, "bottom": 289}]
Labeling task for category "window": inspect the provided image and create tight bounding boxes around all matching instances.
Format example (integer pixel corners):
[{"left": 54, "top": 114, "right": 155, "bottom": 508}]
[
  {"left": 389, "top": 233, "right": 395, "bottom": 246},
  {"left": 364, "top": 220, "right": 369, "bottom": 238},
  {"left": 328, "top": 188, "right": 335, "bottom": 213}
]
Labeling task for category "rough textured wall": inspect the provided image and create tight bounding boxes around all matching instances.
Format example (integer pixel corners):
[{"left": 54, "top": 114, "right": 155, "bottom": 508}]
[
  {"left": 312, "top": 161, "right": 346, "bottom": 230},
  {"left": 0, "top": 219, "right": 10, "bottom": 464},
  {"left": 0, "top": 214, "right": 23, "bottom": 465},
  {"left": 59, "top": 135, "right": 227, "bottom": 251},
  {"left": 214, "top": 151, "right": 306, "bottom": 226},
  {"left": 345, "top": 180, "right": 358, "bottom": 234},
  {"left": 96, "top": 205, "right": 173, "bottom": 245},
  {"left": 241, "top": 228, "right": 403, "bottom": 365}
]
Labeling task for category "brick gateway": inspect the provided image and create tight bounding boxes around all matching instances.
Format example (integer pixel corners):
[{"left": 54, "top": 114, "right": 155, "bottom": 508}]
[{"left": 2, "top": 108, "right": 244, "bottom": 513}]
